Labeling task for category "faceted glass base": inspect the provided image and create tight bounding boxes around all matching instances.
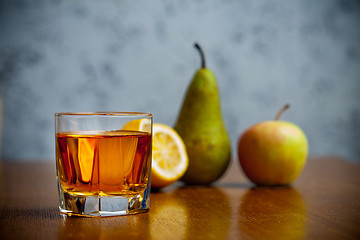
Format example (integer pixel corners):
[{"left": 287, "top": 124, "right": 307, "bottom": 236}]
[{"left": 58, "top": 186, "right": 150, "bottom": 217}]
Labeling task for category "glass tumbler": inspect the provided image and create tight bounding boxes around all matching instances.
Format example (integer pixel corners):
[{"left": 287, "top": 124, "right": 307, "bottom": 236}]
[{"left": 55, "top": 112, "right": 152, "bottom": 217}]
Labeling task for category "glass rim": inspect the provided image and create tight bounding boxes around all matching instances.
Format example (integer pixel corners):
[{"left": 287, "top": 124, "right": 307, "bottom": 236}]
[{"left": 55, "top": 112, "right": 152, "bottom": 117}]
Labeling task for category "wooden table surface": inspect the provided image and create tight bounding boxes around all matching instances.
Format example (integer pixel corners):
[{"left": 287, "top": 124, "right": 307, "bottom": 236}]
[{"left": 0, "top": 156, "right": 359, "bottom": 240}]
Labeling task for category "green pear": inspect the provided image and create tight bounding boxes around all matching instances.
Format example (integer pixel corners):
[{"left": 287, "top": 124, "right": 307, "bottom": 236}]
[{"left": 174, "top": 43, "right": 231, "bottom": 185}]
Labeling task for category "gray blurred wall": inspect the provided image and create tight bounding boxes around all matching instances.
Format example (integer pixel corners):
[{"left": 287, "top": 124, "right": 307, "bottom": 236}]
[{"left": 0, "top": 0, "right": 359, "bottom": 162}]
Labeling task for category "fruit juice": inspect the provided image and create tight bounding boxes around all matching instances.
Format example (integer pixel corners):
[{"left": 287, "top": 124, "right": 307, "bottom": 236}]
[{"left": 56, "top": 130, "right": 151, "bottom": 196}]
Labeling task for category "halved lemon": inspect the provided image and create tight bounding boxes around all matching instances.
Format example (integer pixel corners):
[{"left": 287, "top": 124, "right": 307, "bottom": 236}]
[
  {"left": 123, "top": 120, "right": 188, "bottom": 189},
  {"left": 151, "top": 123, "right": 189, "bottom": 189}
]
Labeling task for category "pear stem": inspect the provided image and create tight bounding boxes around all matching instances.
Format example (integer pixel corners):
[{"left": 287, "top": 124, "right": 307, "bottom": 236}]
[
  {"left": 275, "top": 104, "right": 290, "bottom": 121},
  {"left": 194, "top": 43, "right": 206, "bottom": 68}
]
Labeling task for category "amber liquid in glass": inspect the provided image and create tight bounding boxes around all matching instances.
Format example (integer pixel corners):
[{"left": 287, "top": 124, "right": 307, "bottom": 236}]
[{"left": 56, "top": 130, "right": 151, "bottom": 197}]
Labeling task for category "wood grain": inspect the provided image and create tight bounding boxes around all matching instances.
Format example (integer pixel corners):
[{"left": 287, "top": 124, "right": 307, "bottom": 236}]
[{"left": 0, "top": 156, "right": 359, "bottom": 240}]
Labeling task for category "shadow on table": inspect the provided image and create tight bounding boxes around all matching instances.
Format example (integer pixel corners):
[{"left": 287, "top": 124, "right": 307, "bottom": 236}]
[
  {"left": 0, "top": 207, "right": 61, "bottom": 239},
  {"left": 58, "top": 211, "right": 151, "bottom": 240}
]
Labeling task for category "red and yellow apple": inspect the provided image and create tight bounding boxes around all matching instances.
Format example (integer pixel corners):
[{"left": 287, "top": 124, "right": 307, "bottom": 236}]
[{"left": 237, "top": 104, "right": 308, "bottom": 186}]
